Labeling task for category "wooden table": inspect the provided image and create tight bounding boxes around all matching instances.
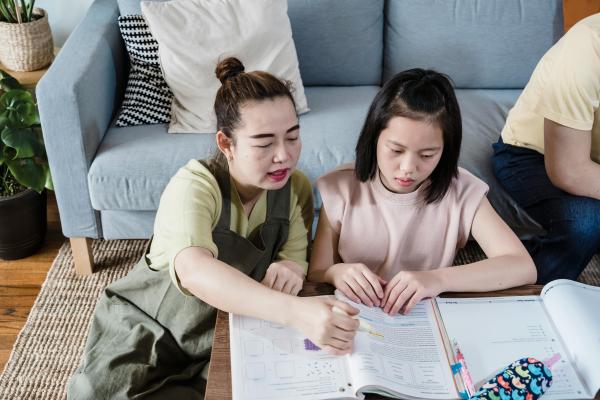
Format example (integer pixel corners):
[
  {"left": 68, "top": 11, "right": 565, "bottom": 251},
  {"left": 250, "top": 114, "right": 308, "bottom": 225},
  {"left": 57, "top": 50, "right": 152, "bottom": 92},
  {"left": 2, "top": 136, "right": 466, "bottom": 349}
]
[
  {"left": 0, "top": 47, "right": 59, "bottom": 89},
  {"left": 205, "top": 282, "right": 553, "bottom": 400}
]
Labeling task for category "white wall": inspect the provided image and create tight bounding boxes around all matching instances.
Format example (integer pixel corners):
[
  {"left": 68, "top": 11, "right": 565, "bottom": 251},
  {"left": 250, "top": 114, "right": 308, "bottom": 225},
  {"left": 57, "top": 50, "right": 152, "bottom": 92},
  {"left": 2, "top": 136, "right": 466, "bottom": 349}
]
[{"left": 35, "top": 0, "right": 95, "bottom": 47}]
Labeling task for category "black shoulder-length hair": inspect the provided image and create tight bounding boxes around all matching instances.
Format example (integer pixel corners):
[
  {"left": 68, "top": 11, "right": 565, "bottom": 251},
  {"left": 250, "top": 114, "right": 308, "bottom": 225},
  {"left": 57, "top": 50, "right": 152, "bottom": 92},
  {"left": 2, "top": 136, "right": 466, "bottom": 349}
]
[{"left": 355, "top": 68, "right": 462, "bottom": 204}]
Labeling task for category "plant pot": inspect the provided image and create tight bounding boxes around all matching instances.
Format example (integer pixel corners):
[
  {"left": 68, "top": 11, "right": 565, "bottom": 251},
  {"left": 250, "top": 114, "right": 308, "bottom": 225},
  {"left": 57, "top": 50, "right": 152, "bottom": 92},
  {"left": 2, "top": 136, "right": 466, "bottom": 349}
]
[
  {"left": 0, "top": 188, "right": 47, "bottom": 260},
  {"left": 0, "top": 8, "right": 54, "bottom": 72}
]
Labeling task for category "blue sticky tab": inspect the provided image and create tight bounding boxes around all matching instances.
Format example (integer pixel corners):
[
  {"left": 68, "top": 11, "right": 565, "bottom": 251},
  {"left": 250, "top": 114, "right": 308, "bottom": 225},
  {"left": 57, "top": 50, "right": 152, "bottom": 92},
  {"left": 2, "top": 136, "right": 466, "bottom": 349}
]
[
  {"left": 451, "top": 362, "right": 462, "bottom": 374},
  {"left": 458, "top": 390, "right": 469, "bottom": 399}
]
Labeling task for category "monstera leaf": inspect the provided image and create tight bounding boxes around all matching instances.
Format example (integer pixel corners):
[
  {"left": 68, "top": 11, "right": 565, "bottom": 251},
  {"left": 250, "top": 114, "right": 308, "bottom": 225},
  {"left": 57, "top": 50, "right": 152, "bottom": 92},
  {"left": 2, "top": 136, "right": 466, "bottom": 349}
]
[
  {"left": 0, "top": 69, "right": 52, "bottom": 195},
  {"left": 0, "top": 90, "right": 40, "bottom": 129}
]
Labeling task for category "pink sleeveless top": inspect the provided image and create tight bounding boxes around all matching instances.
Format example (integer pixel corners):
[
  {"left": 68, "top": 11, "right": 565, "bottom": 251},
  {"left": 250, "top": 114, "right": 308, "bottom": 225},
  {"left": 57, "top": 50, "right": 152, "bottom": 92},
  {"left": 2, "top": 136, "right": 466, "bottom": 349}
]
[{"left": 316, "top": 164, "right": 489, "bottom": 281}]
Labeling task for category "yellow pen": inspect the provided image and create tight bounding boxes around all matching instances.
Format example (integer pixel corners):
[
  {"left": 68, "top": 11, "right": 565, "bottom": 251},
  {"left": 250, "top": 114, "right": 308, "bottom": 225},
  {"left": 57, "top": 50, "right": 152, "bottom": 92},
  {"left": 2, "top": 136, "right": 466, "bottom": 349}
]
[{"left": 332, "top": 306, "right": 383, "bottom": 337}]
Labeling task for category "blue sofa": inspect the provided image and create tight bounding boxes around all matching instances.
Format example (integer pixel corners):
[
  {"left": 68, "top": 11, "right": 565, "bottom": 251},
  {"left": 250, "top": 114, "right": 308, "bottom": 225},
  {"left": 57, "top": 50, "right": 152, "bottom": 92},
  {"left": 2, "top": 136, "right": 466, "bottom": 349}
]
[{"left": 37, "top": 0, "right": 563, "bottom": 274}]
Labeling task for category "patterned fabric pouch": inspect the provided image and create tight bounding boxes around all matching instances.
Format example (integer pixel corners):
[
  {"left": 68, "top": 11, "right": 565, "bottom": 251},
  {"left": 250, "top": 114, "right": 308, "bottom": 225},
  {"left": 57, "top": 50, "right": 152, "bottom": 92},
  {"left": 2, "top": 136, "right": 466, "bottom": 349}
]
[{"left": 470, "top": 357, "right": 553, "bottom": 400}]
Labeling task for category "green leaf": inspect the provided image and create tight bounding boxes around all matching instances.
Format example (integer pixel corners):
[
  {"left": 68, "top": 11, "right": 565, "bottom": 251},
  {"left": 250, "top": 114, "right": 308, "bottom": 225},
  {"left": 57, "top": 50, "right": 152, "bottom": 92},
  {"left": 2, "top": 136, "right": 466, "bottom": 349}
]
[
  {"left": 0, "top": 89, "right": 39, "bottom": 128},
  {"left": 2, "top": 145, "right": 16, "bottom": 162},
  {"left": 6, "top": 157, "right": 46, "bottom": 192},
  {"left": 0, "top": 113, "right": 8, "bottom": 130},
  {"left": 19, "top": 0, "right": 26, "bottom": 21},
  {"left": 4, "top": 0, "right": 17, "bottom": 22},
  {"left": 27, "top": 0, "right": 33, "bottom": 20},
  {"left": 0, "top": 2, "right": 13, "bottom": 23},
  {"left": 43, "top": 163, "right": 53, "bottom": 191},
  {"left": 1, "top": 126, "right": 43, "bottom": 159},
  {"left": 0, "top": 70, "right": 21, "bottom": 91}
]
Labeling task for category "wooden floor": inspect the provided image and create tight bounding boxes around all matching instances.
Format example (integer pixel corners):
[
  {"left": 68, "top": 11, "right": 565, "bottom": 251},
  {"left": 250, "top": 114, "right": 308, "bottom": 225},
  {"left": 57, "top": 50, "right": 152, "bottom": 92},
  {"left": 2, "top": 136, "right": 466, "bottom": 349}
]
[{"left": 0, "top": 192, "right": 64, "bottom": 372}]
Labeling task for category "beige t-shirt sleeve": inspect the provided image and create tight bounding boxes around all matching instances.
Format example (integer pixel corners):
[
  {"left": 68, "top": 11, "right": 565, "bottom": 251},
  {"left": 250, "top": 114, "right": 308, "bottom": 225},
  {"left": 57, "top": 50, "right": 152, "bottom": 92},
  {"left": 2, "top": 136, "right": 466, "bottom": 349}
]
[
  {"left": 456, "top": 169, "right": 490, "bottom": 247},
  {"left": 535, "top": 22, "right": 600, "bottom": 131},
  {"left": 275, "top": 170, "right": 314, "bottom": 272},
  {"left": 149, "top": 161, "right": 222, "bottom": 295}
]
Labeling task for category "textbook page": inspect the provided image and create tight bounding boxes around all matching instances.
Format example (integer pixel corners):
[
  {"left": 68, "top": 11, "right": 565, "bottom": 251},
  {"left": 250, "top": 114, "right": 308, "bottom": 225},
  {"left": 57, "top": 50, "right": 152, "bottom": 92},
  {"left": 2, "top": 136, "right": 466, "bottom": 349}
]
[
  {"left": 436, "top": 296, "right": 591, "bottom": 399},
  {"left": 335, "top": 292, "right": 459, "bottom": 400},
  {"left": 541, "top": 280, "right": 600, "bottom": 397},
  {"left": 229, "top": 313, "right": 356, "bottom": 400}
]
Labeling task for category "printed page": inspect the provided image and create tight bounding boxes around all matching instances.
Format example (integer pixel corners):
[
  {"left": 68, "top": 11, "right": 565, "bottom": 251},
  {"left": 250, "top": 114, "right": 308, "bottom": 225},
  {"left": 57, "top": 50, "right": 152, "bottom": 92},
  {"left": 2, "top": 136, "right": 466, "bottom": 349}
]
[
  {"left": 229, "top": 313, "right": 356, "bottom": 400},
  {"left": 541, "top": 280, "right": 600, "bottom": 397},
  {"left": 436, "top": 296, "right": 591, "bottom": 399},
  {"left": 335, "top": 291, "right": 459, "bottom": 400}
]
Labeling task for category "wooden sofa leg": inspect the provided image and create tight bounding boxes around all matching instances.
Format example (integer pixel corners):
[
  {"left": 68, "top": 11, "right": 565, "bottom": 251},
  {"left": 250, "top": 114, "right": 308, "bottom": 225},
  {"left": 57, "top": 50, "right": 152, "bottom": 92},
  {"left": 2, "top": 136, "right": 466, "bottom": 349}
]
[{"left": 70, "top": 237, "right": 94, "bottom": 275}]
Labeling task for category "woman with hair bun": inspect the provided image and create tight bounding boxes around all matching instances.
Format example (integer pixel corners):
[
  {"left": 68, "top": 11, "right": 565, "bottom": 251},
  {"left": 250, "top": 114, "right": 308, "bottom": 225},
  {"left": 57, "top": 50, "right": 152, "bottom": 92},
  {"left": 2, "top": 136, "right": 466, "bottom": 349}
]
[{"left": 67, "top": 57, "right": 361, "bottom": 399}]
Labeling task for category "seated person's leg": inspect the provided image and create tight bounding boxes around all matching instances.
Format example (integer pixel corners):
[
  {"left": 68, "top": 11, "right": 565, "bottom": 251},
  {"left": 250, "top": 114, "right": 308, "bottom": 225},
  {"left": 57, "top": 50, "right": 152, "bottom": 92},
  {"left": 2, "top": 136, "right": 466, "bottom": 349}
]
[
  {"left": 492, "top": 138, "right": 600, "bottom": 283},
  {"left": 67, "top": 289, "right": 207, "bottom": 400}
]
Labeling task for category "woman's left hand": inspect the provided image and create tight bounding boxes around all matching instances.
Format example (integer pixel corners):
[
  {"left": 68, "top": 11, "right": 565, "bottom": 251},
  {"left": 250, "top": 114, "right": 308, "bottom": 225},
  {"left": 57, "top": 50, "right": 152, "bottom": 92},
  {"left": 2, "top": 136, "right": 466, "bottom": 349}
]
[
  {"left": 381, "top": 270, "right": 444, "bottom": 315},
  {"left": 261, "top": 260, "right": 306, "bottom": 296}
]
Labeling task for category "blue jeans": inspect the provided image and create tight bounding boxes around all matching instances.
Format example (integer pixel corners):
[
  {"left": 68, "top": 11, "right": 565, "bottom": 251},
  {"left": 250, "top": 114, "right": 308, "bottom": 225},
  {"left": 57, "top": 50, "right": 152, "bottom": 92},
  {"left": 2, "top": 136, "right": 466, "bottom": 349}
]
[{"left": 492, "top": 137, "right": 600, "bottom": 284}]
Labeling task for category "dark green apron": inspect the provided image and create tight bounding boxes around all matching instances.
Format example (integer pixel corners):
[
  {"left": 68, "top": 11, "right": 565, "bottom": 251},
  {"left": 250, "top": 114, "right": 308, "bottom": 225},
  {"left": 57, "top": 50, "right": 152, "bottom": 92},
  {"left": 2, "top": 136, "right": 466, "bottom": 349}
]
[{"left": 67, "top": 161, "right": 291, "bottom": 399}]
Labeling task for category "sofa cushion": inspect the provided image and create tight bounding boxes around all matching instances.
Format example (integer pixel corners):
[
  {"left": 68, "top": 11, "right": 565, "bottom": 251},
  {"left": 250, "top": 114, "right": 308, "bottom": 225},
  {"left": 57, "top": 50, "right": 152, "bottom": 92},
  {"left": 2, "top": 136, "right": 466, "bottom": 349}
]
[
  {"left": 288, "top": 0, "right": 384, "bottom": 86},
  {"left": 117, "top": 0, "right": 168, "bottom": 15},
  {"left": 456, "top": 89, "right": 543, "bottom": 237},
  {"left": 384, "top": 0, "right": 563, "bottom": 88},
  {"left": 142, "top": 0, "right": 309, "bottom": 133},
  {"left": 119, "top": 0, "right": 384, "bottom": 86},
  {"left": 115, "top": 15, "right": 172, "bottom": 127}
]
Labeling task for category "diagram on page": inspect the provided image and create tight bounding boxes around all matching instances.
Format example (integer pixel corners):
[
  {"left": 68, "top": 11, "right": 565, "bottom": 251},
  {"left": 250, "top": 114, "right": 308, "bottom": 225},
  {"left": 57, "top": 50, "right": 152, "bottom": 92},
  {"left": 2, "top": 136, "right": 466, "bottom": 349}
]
[{"left": 230, "top": 317, "right": 353, "bottom": 400}]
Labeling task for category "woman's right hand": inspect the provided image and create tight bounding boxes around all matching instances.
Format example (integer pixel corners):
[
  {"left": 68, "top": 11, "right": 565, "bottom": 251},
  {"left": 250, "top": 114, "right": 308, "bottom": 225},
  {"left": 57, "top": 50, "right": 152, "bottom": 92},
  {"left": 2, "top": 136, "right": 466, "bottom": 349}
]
[
  {"left": 290, "top": 297, "right": 360, "bottom": 355},
  {"left": 325, "top": 263, "right": 386, "bottom": 307}
]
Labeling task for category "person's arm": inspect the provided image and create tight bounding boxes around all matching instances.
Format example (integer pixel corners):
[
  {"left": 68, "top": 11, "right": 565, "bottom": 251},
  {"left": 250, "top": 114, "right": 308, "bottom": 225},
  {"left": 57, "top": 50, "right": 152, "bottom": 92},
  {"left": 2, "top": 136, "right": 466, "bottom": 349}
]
[
  {"left": 175, "top": 246, "right": 361, "bottom": 355},
  {"left": 382, "top": 198, "right": 537, "bottom": 315},
  {"left": 437, "top": 197, "right": 537, "bottom": 292},
  {"left": 543, "top": 118, "right": 600, "bottom": 200},
  {"left": 262, "top": 171, "right": 314, "bottom": 295},
  {"left": 309, "top": 208, "right": 385, "bottom": 307}
]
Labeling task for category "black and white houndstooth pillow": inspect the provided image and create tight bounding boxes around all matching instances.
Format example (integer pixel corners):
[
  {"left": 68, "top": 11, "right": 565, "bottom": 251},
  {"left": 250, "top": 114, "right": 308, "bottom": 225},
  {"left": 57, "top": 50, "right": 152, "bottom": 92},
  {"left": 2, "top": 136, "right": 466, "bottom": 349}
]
[{"left": 116, "top": 15, "right": 173, "bottom": 127}]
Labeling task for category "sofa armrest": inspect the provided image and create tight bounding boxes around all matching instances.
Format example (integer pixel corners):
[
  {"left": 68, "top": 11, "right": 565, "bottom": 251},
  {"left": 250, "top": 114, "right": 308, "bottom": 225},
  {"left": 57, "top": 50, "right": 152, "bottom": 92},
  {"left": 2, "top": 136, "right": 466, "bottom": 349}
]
[{"left": 37, "top": 0, "right": 126, "bottom": 239}]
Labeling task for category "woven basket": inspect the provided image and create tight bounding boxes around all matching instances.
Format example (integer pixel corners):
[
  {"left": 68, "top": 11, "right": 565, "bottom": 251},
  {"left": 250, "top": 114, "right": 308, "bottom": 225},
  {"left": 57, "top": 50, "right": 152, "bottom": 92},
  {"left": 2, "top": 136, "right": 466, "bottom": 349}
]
[{"left": 0, "top": 8, "right": 54, "bottom": 72}]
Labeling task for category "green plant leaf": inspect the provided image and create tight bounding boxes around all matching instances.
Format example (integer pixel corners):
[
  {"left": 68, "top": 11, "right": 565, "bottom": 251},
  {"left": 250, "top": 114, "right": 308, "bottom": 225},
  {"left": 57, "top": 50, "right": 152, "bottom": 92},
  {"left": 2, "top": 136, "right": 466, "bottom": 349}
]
[
  {"left": 4, "top": 0, "right": 17, "bottom": 22},
  {"left": 6, "top": 157, "right": 46, "bottom": 192},
  {"left": 0, "top": 113, "right": 8, "bottom": 131},
  {"left": 0, "top": 70, "right": 22, "bottom": 91},
  {"left": 0, "top": 89, "right": 39, "bottom": 128},
  {"left": 19, "top": 0, "right": 26, "bottom": 21},
  {"left": 27, "top": 0, "right": 35, "bottom": 21},
  {"left": 1, "top": 144, "right": 16, "bottom": 162},
  {"left": 43, "top": 163, "right": 53, "bottom": 191},
  {"left": 0, "top": 1, "right": 13, "bottom": 23},
  {"left": 1, "top": 126, "right": 43, "bottom": 159}
]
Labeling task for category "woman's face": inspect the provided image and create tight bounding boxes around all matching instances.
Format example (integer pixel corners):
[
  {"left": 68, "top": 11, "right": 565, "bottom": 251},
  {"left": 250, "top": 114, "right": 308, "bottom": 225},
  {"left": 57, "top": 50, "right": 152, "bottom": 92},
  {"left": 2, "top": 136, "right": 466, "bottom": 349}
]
[
  {"left": 226, "top": 96, "right": 301, "bottom": 192},
  {"left": 376, "top": 116, "right": 443, "bottom": 194}
]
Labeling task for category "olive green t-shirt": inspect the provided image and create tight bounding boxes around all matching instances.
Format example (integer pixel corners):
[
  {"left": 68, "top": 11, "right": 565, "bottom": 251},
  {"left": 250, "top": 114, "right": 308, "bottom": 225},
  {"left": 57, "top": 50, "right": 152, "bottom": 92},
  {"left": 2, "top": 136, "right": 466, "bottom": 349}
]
[{"left": 146, "top": 159, "right": 314, "bottom": 294}]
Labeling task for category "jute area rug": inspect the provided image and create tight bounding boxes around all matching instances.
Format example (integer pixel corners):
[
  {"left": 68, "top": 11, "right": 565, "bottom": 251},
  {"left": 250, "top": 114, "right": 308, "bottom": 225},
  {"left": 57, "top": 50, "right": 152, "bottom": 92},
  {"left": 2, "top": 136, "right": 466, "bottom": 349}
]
[{"left": 0, "top": 239, "right": 598, "bottom": 399}]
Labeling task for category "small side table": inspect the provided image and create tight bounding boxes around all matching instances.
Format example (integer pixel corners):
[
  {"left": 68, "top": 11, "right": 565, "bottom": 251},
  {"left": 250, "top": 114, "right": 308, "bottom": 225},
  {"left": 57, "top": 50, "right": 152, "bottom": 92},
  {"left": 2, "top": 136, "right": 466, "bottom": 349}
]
[{"left": 0, "top": 47, "right": 60, "bottom": 89}]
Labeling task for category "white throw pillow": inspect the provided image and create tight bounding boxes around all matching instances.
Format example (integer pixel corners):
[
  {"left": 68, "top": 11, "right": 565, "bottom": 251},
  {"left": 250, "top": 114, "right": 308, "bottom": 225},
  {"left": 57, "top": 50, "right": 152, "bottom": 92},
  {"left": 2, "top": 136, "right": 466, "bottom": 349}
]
[{"left": 141, "top": 0, "right": 309, "bottom": 133}]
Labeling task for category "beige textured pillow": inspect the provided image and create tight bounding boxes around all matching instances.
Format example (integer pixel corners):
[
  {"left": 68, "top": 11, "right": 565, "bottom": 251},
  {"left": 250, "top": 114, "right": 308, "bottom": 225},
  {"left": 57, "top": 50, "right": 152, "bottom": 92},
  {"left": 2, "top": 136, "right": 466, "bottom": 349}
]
[{"left": 141, "top": 0, "right": 309, "bottom": 133}]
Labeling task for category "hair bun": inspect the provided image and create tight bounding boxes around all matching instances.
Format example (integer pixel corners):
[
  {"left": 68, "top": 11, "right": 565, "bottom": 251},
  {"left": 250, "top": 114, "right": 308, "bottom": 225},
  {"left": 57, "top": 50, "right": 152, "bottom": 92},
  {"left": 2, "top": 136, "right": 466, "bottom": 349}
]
[{"left": 215, "top": 57, "right": 245, "bottom": 84}]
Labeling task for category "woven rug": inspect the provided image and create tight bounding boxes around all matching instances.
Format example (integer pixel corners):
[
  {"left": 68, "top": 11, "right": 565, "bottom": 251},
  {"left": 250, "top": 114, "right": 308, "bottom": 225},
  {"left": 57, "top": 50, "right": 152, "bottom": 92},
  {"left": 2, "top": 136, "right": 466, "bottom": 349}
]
[{"left": 0, "top": 240, "right": 598, "bottom": 399}]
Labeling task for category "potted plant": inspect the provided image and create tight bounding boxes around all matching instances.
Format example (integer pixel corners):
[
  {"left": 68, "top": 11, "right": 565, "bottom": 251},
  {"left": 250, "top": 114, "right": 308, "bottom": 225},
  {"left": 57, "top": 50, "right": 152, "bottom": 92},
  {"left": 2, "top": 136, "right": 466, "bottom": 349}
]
[
  {"left": 0, "top": 0, "right": 53, "bottom": 72},
  {"left": 0, "top": 69, "right": 52, "bottom": 259}
]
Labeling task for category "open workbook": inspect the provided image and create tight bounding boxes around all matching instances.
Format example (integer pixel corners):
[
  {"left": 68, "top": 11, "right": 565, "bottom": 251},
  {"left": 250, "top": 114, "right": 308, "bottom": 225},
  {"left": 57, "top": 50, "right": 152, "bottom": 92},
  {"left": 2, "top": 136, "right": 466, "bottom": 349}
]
[{"left": 229, "top": 279, "right": 600, "bottom": 400}]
